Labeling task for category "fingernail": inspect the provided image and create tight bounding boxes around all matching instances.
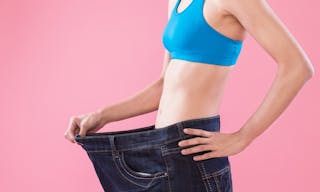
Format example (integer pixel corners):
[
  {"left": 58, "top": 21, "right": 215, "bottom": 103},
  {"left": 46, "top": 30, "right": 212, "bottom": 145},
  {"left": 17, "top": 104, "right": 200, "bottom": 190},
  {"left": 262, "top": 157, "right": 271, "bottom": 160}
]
[{"left": 194, "top": 156, "right": 201, "bottom": 160}]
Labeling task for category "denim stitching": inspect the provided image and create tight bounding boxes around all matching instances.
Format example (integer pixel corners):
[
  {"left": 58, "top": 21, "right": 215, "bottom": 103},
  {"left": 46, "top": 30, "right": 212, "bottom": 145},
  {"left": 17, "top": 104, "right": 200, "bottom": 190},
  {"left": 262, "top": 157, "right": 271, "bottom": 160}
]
[
  {"left": 85, "top": 137, "right": 183, "bottom": 153},
  {"left": 213, "top": 175, "right": 222, "bottom": 192},
  {"left": 203, "top": 165, "right": 230, "bottom": 179},
  {"left": 196, "top": 162, "right": 211, "bottom": 192},
  {"left": 112, "top": 155, "right": 150, "bottom": 189},
  {"left": 201, "top": 162, "right": 214, "bottom": 192},
  {"left": 114, "top": 154, "right": 168, "bottom": 189},
  {"left": 223, "top": 170, "right": 231, "bottom": 192},
  {"left": 78, "top": 118, "right": 219, "bottom": 152},
  {"left": 118, "top": 152, "right": 168, "bottom": 180},
  {"left": 109, "top": 135, "right": 119, "bottom": 157},
  {"left": 177, "top": 123, "right": 185, "bottom": 140},
  {"left": 76, "top": 114, "right": 219, "bottom": 140},
  {"left": 162, "top": 148, "right": 182, "bottom": 156},
  {"left": 161, "top": 146, "right": 172, "bottom": 192},
  {"left": 161, "top": 140, "right": 195, "bottom": 156}
]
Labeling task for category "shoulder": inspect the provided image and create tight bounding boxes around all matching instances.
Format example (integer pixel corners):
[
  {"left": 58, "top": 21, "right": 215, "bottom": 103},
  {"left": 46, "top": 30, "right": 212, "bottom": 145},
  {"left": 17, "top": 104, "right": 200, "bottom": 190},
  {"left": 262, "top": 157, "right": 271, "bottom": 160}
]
[
  {"left": 218, "top": 0, "right": 310, "bottom": 66},
  {"left": 218, "top": 0, "right": 271, "bottom": 18}
]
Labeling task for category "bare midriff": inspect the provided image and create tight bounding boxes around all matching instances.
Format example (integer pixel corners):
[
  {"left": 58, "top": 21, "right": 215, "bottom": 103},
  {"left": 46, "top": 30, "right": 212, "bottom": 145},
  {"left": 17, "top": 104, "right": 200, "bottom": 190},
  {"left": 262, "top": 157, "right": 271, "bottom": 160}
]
[{"left": 154, "top": 59, "right": 233, "bottom": 129}]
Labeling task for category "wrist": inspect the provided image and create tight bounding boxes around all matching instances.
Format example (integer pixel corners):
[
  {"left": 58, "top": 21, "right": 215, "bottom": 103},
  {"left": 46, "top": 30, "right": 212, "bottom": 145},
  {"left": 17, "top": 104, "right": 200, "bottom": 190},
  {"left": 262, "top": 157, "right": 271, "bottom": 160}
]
[
  {"left": 95, "top": 107, "right": 111, "bottom": 126},
  {"left": 236, "top": 127, "right": 255, "bottom": 146}
]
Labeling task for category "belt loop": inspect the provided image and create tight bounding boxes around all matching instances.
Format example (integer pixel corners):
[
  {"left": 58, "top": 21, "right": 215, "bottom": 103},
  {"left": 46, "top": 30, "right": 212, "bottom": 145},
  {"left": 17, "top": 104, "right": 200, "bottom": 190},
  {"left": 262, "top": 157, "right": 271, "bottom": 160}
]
[
  {"left": 177, "top": 122, "right": 187, "bottom": 140},
  {"left": 109, "top": 135, "right": 119, "bottom": 157}
]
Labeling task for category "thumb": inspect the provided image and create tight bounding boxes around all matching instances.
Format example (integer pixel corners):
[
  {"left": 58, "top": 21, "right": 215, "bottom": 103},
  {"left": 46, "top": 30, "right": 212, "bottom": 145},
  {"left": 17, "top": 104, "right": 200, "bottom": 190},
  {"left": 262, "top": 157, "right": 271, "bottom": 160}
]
[{"left": 79, "top": 125, "right": 87, "bottom": 137}]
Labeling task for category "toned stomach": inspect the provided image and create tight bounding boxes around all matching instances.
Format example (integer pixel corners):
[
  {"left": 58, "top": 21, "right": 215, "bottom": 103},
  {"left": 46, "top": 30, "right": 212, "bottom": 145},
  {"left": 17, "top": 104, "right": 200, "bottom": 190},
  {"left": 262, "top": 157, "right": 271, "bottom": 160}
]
[{"left": 154, "top": 59, "right": 233, "bottom": 129}]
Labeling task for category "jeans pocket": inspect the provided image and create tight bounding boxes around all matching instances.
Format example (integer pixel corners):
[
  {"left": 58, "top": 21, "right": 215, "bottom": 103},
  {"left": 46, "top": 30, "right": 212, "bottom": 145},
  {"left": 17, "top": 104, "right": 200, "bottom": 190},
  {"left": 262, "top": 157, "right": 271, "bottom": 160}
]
[
  {"left": 196, "top": 157, "right": 233, "bottom": 192},
  {"left": 113, "top": 148, "right": 168, "bottom": 189},
  {"left": 211, "top": 165, "right": 232, "bottom": 192}
]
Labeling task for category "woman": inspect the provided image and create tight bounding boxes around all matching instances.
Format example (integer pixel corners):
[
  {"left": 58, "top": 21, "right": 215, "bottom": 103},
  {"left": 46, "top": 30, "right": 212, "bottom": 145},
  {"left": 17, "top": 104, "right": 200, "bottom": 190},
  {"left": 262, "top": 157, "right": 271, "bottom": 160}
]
[{"left": 65, "top": 0, "right": 314, "bottom": 191}]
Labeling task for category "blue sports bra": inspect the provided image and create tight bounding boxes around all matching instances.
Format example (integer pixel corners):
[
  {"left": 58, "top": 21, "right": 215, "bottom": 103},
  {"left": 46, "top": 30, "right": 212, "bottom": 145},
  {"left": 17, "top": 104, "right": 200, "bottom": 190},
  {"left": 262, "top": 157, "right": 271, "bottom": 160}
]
[{"left": 162, "top": 0, "right": 244, "bottom": 66}]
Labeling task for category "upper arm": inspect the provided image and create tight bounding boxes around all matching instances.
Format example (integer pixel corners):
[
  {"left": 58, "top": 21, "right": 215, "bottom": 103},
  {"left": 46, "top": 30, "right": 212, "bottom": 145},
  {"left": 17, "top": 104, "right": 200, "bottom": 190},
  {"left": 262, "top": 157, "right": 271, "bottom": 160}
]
[
  {"left": 222, "top": 0, "right": 313, "bottom": 73},
  {"left": 160, "top": 0, "right": 176, "bottom": 79}
]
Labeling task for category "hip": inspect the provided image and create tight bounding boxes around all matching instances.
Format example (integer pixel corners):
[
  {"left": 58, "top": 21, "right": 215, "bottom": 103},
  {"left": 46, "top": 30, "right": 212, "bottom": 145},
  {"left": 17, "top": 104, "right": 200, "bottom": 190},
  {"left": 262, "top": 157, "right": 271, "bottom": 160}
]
[{"left": 75, "top": 115, "right": 232, "bottom": 192}]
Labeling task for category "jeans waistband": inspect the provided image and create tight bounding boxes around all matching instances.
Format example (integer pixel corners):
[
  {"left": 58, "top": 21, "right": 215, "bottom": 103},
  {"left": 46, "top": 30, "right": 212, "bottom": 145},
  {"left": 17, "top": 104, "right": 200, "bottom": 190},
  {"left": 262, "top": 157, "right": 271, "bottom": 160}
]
[{"left": 74, "top": 114, "right": 220, "bottom": 152}]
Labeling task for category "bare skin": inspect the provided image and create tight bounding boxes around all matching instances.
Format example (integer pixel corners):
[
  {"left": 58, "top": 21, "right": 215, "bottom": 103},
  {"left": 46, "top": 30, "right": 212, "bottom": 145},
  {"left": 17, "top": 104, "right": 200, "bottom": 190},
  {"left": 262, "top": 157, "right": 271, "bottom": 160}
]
[
  {"left": 156, "top": 0, "right": 246, "bottom": 128},
  {"left": 65, "top": 0, "right": 314, "bottom": 161},
  {"left": 174, "top": 0, "right": 314, "bottom": 161}
]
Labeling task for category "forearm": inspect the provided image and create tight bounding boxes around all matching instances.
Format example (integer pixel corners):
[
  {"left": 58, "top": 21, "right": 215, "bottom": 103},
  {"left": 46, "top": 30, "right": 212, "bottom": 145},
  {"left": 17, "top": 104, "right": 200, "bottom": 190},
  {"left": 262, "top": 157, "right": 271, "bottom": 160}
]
[
  {"left": 237, "top": 63, "right": 313, "bottom": 144},
  {"left": 97, "top": 78, "right": 164, "bottom": 125}
]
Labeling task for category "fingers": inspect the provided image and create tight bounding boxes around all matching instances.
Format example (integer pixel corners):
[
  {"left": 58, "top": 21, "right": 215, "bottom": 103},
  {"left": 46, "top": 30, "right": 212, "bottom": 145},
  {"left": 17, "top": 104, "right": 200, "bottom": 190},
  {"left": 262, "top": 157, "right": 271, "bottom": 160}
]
[
  {"left": 65, "top": 116, "right": 79, "bottom": 143},
  {"left": 78, "top": 118, "right": 88, "bottom": 136},
  {"left": 178, "top": 136, "right": 211, "bottom": 147},
  {"left": 193, "top": 151, "right": 218, "bottom": 161},
  {"left": 183, "top": 128, "right": 215, "bottom": 138},
  {"left": 79, "top": 126, "right": 87, "bottom": 137},
  {"left": 180, "top": 144, "right": 213, "bottom": 155},
  {"left": 87, "top": 127, "right": 100, "bottom": 133},
  {"left": 178, "top": 128, "right": 218, "bottom": 160}
]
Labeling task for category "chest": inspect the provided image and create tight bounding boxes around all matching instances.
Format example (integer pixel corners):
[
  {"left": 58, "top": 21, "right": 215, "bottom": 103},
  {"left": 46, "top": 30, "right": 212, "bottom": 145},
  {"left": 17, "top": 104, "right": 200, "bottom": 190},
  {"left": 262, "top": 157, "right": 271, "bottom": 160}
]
[{"left": 162, "top": 0, "right": 244, "bottom": 66}]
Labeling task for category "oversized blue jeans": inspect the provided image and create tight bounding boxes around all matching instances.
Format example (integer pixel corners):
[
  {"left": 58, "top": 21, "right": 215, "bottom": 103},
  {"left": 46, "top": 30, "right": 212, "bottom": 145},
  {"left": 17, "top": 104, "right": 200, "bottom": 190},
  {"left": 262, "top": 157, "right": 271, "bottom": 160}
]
[{"left": 75, "top": 114, "right": 233, "bottom": 192}]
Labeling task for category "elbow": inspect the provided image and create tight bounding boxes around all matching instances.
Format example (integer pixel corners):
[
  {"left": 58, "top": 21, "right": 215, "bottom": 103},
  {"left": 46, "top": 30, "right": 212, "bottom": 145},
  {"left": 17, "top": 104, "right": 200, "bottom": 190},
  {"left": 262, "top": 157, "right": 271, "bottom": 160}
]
[
  {"left": 278, "top": 60, "right": 315, "bottom": 81},
  {"left": 307, "top": 64, "right": 315, "bottom": 79},
  {"left": 297, "top": 57, "right": 315, "bottom": 80},
  {"left": 301, "top": 61, "right": 314, "bottom": 80}
]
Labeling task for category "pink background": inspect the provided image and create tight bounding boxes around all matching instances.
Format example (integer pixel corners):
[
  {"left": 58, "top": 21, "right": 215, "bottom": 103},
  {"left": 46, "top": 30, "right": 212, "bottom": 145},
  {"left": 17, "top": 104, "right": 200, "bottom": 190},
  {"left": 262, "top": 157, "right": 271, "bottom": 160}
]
[{"left": 0, "top": 0, "right": 319, "bottom": 191}]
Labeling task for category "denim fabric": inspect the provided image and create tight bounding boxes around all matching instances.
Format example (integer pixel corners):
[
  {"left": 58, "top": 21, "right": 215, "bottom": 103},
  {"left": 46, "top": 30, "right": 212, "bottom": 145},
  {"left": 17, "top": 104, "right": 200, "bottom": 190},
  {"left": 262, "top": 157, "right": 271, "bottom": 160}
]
[{"left": 75, "top": 114, "right": 233, "bottom": 192}]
